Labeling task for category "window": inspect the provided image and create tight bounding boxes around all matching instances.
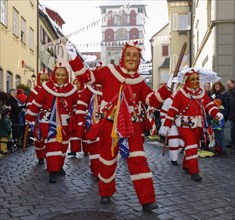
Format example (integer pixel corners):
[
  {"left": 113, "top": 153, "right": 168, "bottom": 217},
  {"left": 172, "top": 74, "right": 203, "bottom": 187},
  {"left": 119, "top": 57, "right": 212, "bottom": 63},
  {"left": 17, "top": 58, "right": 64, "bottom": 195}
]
[
  {"left": 21, "top": 17, "right": 26, "bottom": 43},
  {"left": 138, "top": 8, "right": 143, "bottom": 13},
  {"left": 172, "top": 13, "right": 190, "bottom": 31},
  {"left": 0, "top": 0, "right": 8, "bottom": 26},
  {"left": 162, "top": 45, "right": 169, "bottom": 57},
  {"left": 13, "top": 7, "right": 19, "bottom": 37},
  {"left": 29, "top": 27, "right": 34, "bottom": 50},
  {"left": 15, "top": 75, "right": 21, "bottom": 86},
  {"left": 179, "top": 14, "right": 188, "bottom": 30}
]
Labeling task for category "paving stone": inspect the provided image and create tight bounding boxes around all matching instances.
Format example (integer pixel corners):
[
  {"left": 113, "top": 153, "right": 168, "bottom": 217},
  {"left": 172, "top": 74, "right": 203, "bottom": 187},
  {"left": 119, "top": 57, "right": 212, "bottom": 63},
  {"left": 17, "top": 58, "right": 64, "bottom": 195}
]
[{"left": 0, "top": 141, "right": 234, "bottom": 219}]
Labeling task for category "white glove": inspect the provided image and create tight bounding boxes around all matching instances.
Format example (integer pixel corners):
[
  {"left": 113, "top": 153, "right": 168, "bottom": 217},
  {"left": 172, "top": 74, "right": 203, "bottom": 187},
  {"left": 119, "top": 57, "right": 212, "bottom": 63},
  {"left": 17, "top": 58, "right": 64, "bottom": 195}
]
[
  {"left": 158, "top": 126, "right": 169, "bottom": 137},
  {"left": 215, "top": 112, "right": 223, "bottom": 121},
  {"left": 66, "top": 41, "right": 77, "bottom": 60},
  {"left": 167, "top": 75, "right": 178, "bottom": 89},
  {"left": 211, "top": 94, "right": 216, "bottom": 99}
]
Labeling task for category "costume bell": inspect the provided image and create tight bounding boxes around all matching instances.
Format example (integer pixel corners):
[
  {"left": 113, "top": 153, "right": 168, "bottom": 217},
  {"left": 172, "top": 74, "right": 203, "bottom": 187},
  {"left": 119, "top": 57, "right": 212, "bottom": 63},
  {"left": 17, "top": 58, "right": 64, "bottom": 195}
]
[
  {"left": 26, "top": 64, "right": 78, "bottom": 183},
  {"left": 26, "top": 70, "right": 50, "bottom": 165},
  {"left": 67, "top": 41, "right": 172, "bottom": 211},
  {"left": 160, "top": 69, "right": 223, "bottom": 181}
]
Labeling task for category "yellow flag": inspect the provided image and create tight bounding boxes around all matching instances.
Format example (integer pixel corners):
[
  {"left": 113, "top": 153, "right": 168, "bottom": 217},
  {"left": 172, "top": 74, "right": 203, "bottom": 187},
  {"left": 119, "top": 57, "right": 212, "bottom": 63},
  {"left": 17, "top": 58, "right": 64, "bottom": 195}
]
[{"left": 111, "top": 85, "right": 123, "bottom": 156}]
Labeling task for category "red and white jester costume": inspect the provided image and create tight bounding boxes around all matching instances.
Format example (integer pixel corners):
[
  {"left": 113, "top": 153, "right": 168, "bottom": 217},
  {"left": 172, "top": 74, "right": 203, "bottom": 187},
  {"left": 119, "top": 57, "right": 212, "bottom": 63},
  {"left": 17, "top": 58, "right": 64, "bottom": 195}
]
[
  {"left": 26, "top": 64, "right": 78, "bottom": 183},
  {"left": 76, "top": 84, "right": 102, "bottom": 178},
  {"left": 159, "top": 69, "right": 223, "bottom": 181},
  {"left": 67, "top": 41, "right": 172, "bottom": 211},
  {"left": 26, "top": 69, "right": 50, "bottom": 165}
]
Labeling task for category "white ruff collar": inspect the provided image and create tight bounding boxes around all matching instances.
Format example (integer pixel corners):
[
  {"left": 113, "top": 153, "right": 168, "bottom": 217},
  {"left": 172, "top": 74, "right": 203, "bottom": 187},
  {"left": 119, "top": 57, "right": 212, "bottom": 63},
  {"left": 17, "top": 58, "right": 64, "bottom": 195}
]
[
  {"left": 43, "top": 83, "right": 77, "bottom": 97},
  {"left": 181, "top": 87, "right": 205, "bottom": 99},
  {"left": 108, "top": 64, "right": 144, "bottom": 85}
]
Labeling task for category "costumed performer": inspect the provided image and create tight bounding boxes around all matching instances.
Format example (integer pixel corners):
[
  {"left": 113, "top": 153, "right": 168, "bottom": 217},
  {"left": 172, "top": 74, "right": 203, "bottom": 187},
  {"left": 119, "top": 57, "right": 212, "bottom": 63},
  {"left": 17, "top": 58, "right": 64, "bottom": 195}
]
[{"left": 67, "top": 41, "right": 173, "bottom": 211}]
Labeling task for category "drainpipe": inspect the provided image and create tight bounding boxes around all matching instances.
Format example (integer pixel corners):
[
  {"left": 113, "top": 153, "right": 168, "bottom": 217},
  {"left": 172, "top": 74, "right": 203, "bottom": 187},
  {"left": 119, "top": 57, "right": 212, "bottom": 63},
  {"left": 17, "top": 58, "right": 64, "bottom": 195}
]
[
  {"left": 36, "top": 0, "right": 39, "bottom": 74},
  {"left": 188, "top": 0, "right": 192, "bottom": 67}
]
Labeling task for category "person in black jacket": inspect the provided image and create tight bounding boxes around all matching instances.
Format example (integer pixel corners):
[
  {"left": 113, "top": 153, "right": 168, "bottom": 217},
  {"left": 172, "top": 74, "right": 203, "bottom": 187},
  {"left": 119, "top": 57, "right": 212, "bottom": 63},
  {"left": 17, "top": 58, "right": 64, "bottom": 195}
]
[
  {"left": 6, "top": 89, "right": 21, "bottom": 143},
  {"left": 223, "top": 79, "right": 235, "bottom": 149}
]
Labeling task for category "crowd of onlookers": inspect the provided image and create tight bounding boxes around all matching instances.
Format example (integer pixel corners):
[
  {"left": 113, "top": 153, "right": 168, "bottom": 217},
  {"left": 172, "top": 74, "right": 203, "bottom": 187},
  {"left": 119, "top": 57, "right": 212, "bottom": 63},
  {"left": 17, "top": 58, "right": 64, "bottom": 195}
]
[
  {"left": 0, "top": 78, "right": 235, "bottom": 157},
  {"left": 0, "top": 88, "right": 28, "bottom": 156}
]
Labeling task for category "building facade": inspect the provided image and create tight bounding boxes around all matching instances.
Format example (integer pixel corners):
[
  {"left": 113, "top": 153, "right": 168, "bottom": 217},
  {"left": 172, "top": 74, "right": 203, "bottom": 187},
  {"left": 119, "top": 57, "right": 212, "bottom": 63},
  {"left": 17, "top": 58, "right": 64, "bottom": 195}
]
[
  {"left": 0, "top": 0, "right": 38, "bottom": 92},
  {"left": 191, "top": 0, "right": 235, "bottom": 83},
  {"left": 150, "top": 23, "right": 170, "bottom": 90},
  {"left": 99, "top": 3, "right": 147, "bottom": 65}
]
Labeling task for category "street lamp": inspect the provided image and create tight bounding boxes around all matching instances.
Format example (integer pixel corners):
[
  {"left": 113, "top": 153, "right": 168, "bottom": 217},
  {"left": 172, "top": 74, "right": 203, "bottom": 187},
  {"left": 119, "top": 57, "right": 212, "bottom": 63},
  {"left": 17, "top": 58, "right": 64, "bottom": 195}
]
[{"left": 31, "top": 73, "right": 36, "bottom": 86}]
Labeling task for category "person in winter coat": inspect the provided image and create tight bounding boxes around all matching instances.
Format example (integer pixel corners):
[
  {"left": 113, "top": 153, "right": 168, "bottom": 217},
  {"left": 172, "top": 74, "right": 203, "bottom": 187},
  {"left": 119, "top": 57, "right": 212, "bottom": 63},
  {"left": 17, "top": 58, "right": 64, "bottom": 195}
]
[
  {"left": 0, "top": 91, "right": 11, "bottom": 154},
  {"left": 26, "top": 70, "right": 50, "bottom": 165},
  {"left": 25, "top": 63, "right": 78, "bottom": 183},
  {"left": 67, "top": 41, "right": 173, "bottom": 212},
  {"left": 159, "top": 69, "right": 223, "bottom": 182}
]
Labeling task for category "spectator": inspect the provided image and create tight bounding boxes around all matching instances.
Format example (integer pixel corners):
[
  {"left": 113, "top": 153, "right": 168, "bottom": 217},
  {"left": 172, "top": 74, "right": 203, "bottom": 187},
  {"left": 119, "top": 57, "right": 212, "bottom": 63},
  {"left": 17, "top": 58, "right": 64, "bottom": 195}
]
[
  {"left": 211, "top": 99, "right": 226, "bottom": 156},
  {"left": 211, "top": 81, "right": 227, "bottom": 119},
  {"left": 6, "top": 89, "right": 21, "bottom": 143},
  {"left": 224, "top": 79, "right": 235, "bottom": 149},
  {"left": 0, "top": 91, "right": 11, "bottom": 155}
]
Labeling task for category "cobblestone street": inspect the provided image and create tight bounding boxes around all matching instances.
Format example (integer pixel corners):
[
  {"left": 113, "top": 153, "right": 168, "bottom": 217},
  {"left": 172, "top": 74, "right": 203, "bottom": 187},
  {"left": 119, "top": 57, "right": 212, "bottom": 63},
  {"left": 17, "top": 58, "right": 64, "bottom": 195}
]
[{"left": 0, "top": 139, "right": 235, "bottom": 220}]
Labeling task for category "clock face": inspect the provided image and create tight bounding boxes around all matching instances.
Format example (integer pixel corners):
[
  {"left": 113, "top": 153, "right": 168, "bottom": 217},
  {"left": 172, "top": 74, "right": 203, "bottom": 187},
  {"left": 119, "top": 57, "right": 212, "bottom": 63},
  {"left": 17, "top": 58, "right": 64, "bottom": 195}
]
[{"left": 117, "top": 28, "right": 127, "bottom": 41}]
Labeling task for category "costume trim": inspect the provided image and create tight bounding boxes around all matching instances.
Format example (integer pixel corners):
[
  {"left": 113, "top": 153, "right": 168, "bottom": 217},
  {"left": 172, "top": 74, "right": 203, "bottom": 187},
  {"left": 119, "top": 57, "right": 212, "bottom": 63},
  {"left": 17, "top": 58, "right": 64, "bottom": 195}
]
[
  {"left": 130, "top": 172, "right": 153, "bottom": 181},
  {"left": 89, "top": 154, "right": 99, "bottom": 160},
  {"left": 31, "top": 87, "right": 38, "bottom": 95},
  {"left": 46, "top": 151, "right": 62, "bottom": 157},
  {"left": 26, "top": 109, "right": 38, "bottom": 117},
  {"left": 170, "top": 106, "right": 179, "bottom": 112},
  {"left": 74, "top": 65, "right": 87, "bottom": 76},
  {"left": 70, "top": 137, "right": 79, "bottom": 141},
  {"left": 87, "top": 85, "right": 102, "bottom": 95},
  {"left": 77, "top": 100, "right": 88, "bottom": 107},
  {"left": 82, "top": 137, "right": 100, "bottom": 144},
  {"left": 43, "top": 83, "right": 77, "bottom": 97},
  {"left": 155, "top": 91, "right": 164, "bottom": 103},
  {"left": 98, "top": 172, "right": 116, "bottom": 183},
  {"left": 185, "top": 144, "right": 198, "bottom": 150},
  {"left": 35, "top": 146, "right": 46, "bottom": 151},
  {"left": 32, "top": 100, "right": 43, "bottom": 108},
  {"left": 129, "top": 151, "right": 146, "bottom": 158},
  {"left": 108, "top": 64, "right": 144, "bottom": 85},
  {"left": 76, "top": 110, "right": 86, "bottom": 114},
  {"left": 208, "top": 106, "right": 218, "bottom": 115},
  {"left": 99, "top": 155, "right": 118, "bottom": 166},
  {"left": 181, "top": 87, "right": 205, "bottom": 99},
  {"left": 46, "top": 138, "right": 69, "bottom": 145},
  {"left": 185, "top": 154, "right": 198, "bottom": 160}
]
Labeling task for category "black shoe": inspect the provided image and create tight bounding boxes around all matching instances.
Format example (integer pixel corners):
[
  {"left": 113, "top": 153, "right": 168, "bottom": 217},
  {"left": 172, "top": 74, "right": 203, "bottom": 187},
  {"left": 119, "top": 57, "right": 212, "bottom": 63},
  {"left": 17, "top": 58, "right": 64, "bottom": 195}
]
[
  {"left": 182, "top": 167, "right": 190, "bottom": 174},
  {"left": 68, "top": 152, "right": 76, "bottom": 156},
  {"left": 38, "top": 159, "right": 44, "bottom": 165},
  {"left": 191, "top": 173, "right": 202, "bottom": 182},
  {"left": 57, "top": 168, "right": 66, "bottom": 175},
  {"left": 100, "top": 196, "right": 111, "bottom": 204},
  {"left": 171, "top": 160, "right": 178, "bottom": 166},
  {"left": 49, "top": 172, "right": 57, "bottom": 183},
  {"left": 226, "top": 144, "right": 233, "bottom": 148},
  {"left": 142, "top": 202, "right": 158, "bottom": 212}
]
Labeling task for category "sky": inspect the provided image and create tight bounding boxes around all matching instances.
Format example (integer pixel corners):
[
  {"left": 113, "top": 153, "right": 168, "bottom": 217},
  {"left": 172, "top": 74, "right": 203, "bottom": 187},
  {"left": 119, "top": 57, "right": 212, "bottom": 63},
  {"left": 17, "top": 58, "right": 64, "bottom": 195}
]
[{"left": 40, "top": 0, "right": 169, "bottom": 60}]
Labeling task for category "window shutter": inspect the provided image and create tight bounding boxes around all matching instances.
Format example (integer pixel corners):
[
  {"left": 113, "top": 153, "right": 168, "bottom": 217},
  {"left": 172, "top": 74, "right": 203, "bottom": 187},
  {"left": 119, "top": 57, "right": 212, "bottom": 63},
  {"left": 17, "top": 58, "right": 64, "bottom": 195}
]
[{"left": 172, "top": 14, "right": 178, "bottom": 31}]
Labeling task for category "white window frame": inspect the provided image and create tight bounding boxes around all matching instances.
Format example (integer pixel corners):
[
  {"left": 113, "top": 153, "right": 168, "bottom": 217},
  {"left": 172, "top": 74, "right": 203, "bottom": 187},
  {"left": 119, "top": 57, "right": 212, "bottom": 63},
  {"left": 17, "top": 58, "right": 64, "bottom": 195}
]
[
  {"left": 29, "top": 27, "right": 34, "bottom": 50},
  {"left": 21, "top": 17, "right": 26, "bottom": 44},
  {"left": 13, "top": 7, "right": 19, "bottom": 37},
  {"left": 172, "top": 13, "right": 190, "bottom": 31},
  {"left": 0, "top": 0, "right": 8, "bottom": 26}
]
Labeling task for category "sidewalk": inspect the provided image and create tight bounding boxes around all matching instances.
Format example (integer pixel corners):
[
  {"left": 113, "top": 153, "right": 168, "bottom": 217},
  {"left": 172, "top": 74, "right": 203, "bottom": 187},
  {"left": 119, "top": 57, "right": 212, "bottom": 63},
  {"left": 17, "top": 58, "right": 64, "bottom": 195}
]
[{"left": 0, "top": 140, "right": 234, "bottom": 220}]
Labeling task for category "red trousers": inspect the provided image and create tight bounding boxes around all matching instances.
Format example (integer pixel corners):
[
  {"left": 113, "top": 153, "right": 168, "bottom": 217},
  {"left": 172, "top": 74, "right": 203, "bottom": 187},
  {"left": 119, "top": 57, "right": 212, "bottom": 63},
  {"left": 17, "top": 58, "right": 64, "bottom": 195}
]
[
  {"left": 178, "top": 127, "right": 202, "bottom": 174},
  {"left": 98, "top": 120, "right": 156, "bottom": 205}
]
